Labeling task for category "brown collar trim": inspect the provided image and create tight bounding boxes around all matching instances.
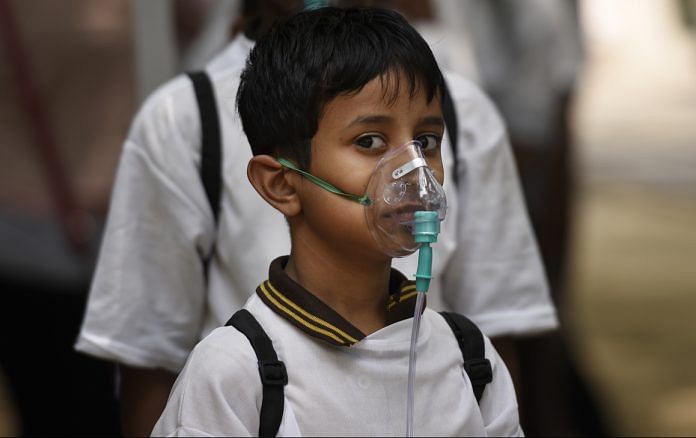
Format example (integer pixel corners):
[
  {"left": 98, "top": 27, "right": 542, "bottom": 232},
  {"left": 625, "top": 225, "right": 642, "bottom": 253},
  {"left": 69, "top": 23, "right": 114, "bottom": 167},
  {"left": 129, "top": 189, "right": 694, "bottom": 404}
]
[{"left": 256, "top": 256, "right": 423, "bottom": 347}]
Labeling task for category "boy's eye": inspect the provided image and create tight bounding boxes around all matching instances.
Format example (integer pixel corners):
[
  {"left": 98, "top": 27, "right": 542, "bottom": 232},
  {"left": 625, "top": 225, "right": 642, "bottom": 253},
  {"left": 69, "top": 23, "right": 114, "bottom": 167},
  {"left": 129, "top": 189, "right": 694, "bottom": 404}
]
[
  {"left": 415, "top": 134, "right": 441, "bottom": 151},
  {"left": 356, "top": 135, "right": 387, "bottom": 150}
]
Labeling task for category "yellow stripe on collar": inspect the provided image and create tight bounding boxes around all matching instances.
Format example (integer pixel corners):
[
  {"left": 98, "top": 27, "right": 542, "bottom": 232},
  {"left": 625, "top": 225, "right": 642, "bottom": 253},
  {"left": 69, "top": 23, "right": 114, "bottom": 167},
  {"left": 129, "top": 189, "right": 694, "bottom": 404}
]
[
  {"left": 265, "top": 281, "right": 360, "bottom": 343},
  {"left": 260, "top": 281, "right": 356, "bottom": 345},
  {"left": 401, "top": 284, "right": 417, "bottom": 293},
  {"left": 387, "top": 291, "right": 418, "bottom": 311}
]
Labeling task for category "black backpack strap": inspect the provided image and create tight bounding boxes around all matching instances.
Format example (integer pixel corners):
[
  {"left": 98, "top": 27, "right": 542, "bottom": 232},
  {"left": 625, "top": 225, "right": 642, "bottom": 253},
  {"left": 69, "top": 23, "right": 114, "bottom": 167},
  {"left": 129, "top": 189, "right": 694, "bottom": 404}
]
[
  {"left": 439, "top": 311, "right": 492, "bottom": 404},
  {"left": 187, "top": 71, "right": 222, "bottom": 223},
  {"left": 442, "top": 81, "right": 459, "bottom": 187},
  {"left": 226, "top": 310, "right": 287, "bottom": 437}
]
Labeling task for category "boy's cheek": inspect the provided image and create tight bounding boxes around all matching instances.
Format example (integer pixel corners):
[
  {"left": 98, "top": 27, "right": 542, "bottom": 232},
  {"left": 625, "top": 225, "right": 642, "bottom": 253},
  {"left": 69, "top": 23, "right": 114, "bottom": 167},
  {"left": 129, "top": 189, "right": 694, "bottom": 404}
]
[
  {"left": 308, "top": 197, "right": 377, "bottom": 251},
  {"left": 434, "top": 168, "right": 445, "bottom": 186}
]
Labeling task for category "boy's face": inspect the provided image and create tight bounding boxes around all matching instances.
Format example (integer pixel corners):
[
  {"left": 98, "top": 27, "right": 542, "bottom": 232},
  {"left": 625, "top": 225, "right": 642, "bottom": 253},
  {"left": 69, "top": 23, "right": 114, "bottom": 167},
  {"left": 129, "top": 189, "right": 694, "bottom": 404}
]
[{"left": 294, "top": 72, "right": 445, "bottom": 262}]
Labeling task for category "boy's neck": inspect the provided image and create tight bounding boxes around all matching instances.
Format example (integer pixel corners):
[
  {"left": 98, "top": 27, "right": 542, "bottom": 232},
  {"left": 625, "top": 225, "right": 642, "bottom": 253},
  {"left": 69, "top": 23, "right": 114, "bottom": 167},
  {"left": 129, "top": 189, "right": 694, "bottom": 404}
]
[{"left": 285, "top": 233, "right": 392, "bottom": 336}]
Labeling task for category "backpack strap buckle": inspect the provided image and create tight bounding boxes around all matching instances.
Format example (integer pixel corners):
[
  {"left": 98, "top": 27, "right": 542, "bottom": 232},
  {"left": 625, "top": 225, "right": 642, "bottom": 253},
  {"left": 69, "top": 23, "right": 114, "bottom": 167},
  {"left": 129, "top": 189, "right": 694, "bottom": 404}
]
[
  {"left": 464, "top": 358, "right": 493, "bottom": 386},
  {"left": 258, "top": 360, "right": 288, "bottom": 386},
  {"left": 439, "top": 311, "right": 492, "bottom": 404}
]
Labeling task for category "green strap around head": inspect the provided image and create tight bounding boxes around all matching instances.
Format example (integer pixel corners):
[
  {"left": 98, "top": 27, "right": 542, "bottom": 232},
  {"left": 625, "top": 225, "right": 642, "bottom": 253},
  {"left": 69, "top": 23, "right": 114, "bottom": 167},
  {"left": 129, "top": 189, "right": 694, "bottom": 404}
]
[{"left": 277, "top": 157, "right": 372, "bottom": 206}]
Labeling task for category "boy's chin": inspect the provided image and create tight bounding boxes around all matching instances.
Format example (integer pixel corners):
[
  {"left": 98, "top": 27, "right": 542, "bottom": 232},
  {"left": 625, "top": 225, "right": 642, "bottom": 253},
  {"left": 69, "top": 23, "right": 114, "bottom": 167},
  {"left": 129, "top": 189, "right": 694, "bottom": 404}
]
[
  {"left": 386, "top": 247, "right": 419, "bottom": 259},
  {"left": 368, "top": 227, "right": 420, "bottom": 259}
]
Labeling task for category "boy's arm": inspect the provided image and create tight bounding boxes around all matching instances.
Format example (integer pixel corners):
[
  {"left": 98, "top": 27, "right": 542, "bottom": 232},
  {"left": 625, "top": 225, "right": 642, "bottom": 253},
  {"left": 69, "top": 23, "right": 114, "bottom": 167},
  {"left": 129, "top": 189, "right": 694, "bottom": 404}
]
[
  {"left": 479, "top": 336, "right": 525, "bottom": 436},
  {"left": 119, "top": 365, "right": 176, "bottom": 436}
]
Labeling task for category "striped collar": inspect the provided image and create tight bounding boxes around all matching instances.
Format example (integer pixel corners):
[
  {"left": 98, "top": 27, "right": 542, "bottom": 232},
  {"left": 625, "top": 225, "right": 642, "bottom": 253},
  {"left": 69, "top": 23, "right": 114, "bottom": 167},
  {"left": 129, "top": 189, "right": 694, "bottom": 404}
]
[{"left": 256, "top": 256, "right": 423, "bottom": 347}]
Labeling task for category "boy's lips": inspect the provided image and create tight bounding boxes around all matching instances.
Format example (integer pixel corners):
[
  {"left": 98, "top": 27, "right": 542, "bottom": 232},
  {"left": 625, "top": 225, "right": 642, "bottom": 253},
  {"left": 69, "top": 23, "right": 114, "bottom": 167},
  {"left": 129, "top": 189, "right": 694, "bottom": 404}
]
[{"left": 382, "top": 204, "right": 423, "bottom": 223}]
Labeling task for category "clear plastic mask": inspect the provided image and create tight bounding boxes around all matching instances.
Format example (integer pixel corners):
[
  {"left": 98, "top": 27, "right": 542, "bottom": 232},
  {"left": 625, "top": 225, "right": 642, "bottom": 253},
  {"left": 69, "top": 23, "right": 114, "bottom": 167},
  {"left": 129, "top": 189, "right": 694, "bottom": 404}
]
[{"left": 364, "top": 141, "right": 447, "bottom": 257}]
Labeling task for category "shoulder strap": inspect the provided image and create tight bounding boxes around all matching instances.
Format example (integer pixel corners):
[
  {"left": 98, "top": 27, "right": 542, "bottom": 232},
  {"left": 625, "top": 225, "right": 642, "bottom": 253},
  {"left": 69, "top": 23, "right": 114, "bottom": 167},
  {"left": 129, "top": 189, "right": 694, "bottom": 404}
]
[
  {"left": 439, "top": 311, "right": 492, "bottom": 404},
  {"left": 187, "top": 71, "right": 222, "bottom": 223},
  {"left": 226, "top": 309, "right": 287, "bottom": 437},
  {"left": 442, "top": 82, "right": 459, "bottom": 187}
]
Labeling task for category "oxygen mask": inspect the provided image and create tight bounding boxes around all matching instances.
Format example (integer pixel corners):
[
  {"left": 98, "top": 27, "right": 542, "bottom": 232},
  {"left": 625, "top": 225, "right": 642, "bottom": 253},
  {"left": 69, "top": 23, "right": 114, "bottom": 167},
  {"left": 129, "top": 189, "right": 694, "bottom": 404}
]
[{"left": 364, "top": 141, "right": 447, "bottom": 257}]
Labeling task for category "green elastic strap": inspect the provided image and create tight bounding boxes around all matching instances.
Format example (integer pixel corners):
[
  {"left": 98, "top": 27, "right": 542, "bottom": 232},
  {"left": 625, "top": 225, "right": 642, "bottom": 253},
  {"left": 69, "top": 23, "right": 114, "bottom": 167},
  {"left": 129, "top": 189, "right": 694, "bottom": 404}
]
[{"left": 277, "top": 157, "right": 372, "bottom": 206}]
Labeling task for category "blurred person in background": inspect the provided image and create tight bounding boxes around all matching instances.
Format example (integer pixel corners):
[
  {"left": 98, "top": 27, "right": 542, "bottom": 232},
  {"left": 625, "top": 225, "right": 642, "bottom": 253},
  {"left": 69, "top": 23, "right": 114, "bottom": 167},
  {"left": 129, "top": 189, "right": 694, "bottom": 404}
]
[
  {"left": 75, "top": 0, "right": 556, "bottom": 435},
  {"left": 461, "top": 0, "right": 609, "bottom": 435}
]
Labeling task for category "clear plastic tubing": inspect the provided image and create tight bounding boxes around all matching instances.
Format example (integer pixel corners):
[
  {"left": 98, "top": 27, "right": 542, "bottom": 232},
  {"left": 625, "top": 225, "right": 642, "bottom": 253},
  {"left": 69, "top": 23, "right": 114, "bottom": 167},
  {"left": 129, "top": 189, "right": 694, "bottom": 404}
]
[
  {"left": 406, "top": 211, "right": 439, "bottom": 437},
  {"left": 406, "top": 290, "right": 426, "bottom": 437}
]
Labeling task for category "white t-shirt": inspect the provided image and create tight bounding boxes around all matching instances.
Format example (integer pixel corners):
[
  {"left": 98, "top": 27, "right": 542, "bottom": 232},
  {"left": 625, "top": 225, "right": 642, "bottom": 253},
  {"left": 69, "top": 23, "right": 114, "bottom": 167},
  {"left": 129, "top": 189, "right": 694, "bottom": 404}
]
[
  {"left": 76, "top": 35, "right": 556, "bottom": 373},
  {"left": 152, "top": 260, "right": 523, "bottom": 437}
]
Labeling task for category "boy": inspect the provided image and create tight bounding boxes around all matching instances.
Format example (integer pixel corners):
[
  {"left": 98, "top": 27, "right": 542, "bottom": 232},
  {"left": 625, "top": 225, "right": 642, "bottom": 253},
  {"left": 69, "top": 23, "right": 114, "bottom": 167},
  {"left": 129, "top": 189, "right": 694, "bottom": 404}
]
[{"left": 153, "top": 8, "right": 521, "bottom": 436}]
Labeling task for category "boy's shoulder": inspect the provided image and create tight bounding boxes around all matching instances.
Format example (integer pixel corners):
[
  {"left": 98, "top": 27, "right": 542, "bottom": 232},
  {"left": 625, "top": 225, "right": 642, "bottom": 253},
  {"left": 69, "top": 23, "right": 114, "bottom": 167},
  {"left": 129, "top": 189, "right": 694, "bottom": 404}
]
[
  {"left": 183, "top": 320, "right": 260, "bottom": 393},
  {"left": 155, "top": 325, "right": 265, "bottom": 435},
  {"left": 154, "top": 305, "right": 266, "bottom": 436},
  {"left": 186, "top": 294, "right": 281, "bottom": 370}
]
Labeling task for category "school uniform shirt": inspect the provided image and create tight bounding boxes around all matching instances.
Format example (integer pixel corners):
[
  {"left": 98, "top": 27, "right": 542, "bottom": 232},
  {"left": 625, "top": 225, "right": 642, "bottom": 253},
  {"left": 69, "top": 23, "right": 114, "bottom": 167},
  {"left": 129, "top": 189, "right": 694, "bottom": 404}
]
[
  {"left": 75, "top": 35, "right": 556, "bottom": 374},
  {"left": 152, "top": 257, "right": 523, "bottom": 437}
]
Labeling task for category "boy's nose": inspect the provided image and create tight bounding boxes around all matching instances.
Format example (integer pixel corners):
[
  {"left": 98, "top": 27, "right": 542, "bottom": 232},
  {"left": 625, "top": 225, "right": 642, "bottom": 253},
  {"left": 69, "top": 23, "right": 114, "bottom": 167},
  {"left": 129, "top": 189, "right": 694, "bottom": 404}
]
[{"left": 424, "top": 158, "right": 445, "bottom": 185}]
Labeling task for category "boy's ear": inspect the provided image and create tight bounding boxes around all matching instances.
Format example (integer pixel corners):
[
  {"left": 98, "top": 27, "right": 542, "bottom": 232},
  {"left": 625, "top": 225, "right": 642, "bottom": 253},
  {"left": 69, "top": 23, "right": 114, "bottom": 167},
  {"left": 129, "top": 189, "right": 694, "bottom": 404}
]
[{"left": 247, "top": 155, "right": 301, "bottom": 217}]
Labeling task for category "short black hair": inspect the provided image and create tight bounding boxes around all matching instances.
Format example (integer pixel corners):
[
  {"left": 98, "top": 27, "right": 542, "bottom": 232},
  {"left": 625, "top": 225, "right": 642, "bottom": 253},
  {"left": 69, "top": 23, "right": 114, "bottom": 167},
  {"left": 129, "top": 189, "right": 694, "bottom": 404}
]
[{"left": 236, "top": 7, "right": 444, "bottom": 169}]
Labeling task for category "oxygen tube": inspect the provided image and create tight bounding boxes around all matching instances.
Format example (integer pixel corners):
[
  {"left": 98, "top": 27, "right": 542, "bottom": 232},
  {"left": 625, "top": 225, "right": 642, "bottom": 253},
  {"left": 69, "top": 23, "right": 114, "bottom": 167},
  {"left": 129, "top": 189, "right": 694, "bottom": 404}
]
[{"left": 406, "top": 211, "right": 440, "bottom": 437}]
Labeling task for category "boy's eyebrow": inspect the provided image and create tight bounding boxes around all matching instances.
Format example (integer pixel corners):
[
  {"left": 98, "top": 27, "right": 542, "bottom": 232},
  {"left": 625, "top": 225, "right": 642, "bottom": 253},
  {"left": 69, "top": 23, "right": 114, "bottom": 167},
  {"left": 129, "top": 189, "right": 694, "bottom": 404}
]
[
  {"left": 420, "top": 116, "right": 445, "bottom": 127},
  {"left": 346, "top": 115, "right": 393, "bottom": 128},
  {"left": 345, "top": 115, "right": 445, "bottom": 128}
]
